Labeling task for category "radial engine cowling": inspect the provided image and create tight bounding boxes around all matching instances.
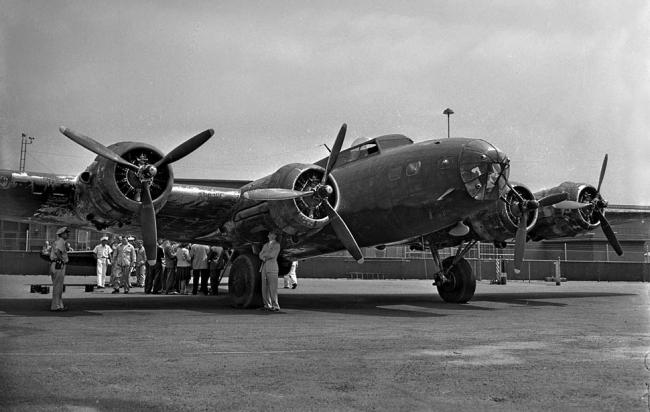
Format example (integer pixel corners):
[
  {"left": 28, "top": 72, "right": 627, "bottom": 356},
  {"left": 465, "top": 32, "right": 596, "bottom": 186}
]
[
  {"left": 528, "top": 182, "right": 599, "bottom": 241},
  {"left": 74, "top": 142, "right": 174, "bottom": 229},
  {"left": 235, "top": 163, "right": 339, "bottom": 237},
  {"left": 468, "top": 183, "right": 538, "bottom": 243}
]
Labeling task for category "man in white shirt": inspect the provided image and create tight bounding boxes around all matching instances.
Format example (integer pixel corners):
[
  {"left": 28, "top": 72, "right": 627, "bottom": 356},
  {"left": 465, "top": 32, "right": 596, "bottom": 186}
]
[
  {"left": 92, "top": 236, "right": 112, "bottom": 289},
  {"left": 283, "top": 261, "right": 299, "bottom": 289}
]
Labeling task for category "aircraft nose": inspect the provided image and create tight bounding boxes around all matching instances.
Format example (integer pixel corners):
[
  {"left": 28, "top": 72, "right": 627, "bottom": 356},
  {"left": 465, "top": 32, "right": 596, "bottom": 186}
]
[{"left": 459, "top": 139, "right": 509, "bottom": 200}]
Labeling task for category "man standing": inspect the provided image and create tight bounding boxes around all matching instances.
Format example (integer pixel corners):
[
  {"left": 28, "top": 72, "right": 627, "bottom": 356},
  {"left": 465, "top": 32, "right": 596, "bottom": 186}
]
[
  {"left": 49, "top": 227, "right": 70, "bottom": 311},
  {"left": 134, "top": 239, "right": 147, "bottom": 287},
  {"left": 175, "top": 243, "right": 191, "bottom": 295},
  {"left": 163, "top": 240, "right": 177, "bottom": 294},
  {"left": 147, "top": 239, "right": 165, "bottom": 294},
  {"left": 111, "top": 236, "right": 136, "bottom": 294},
  {"left": 108, "top": 236, "right": 123, "bottom": 287},
  {"left": 208, "top": 246, "right": 229, "bottom": 296},
  {"left": 259, "top": 231, "right": 281, "bottom": 312},
  {"left": 190, "top": 243, "right": 211, "bottom": 295},
  {"left": 92, "top": 236, "right": 112, "bottom": 289}
]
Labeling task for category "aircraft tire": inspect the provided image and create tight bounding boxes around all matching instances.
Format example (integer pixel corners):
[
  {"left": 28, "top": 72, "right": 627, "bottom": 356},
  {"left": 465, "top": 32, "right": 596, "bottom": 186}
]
[
  {"left": 228, "top": 253, "right": 262, "bottom": 308},
  {"left": 436, "top": 257, "right": 476, "bottom": 303}
]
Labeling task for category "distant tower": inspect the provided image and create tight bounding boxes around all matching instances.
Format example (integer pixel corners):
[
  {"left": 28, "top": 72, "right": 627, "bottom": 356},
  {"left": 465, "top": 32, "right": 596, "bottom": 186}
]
[
  {"left": 442, "top": 108, "right": 454, "bottom": 138},
  {"left": 19, "top": 133, "right": 35, "bottom": 172}
]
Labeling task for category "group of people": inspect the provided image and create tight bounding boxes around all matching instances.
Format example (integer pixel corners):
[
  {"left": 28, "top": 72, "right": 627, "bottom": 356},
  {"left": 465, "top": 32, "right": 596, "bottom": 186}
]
[
  {"left": 47, "top": 226, "right": 297, "bottom": 312},
  {"left": 93, "top": 236, "right": 230, "bottom": 296}
]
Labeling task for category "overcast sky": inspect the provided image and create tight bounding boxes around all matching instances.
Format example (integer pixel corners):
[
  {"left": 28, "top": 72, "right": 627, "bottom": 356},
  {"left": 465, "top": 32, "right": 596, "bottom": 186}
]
[{"left": 1, "top": 0, "right": 648, "bottom": 204}]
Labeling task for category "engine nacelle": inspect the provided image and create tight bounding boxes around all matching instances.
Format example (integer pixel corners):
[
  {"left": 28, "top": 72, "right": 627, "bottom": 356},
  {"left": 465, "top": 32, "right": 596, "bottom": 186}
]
[
  {"left": 74, "top": 142, "right": 174, "bottom": 229},
  {"left": 528, "top": 182, "right": 599, "bottom": 241},
  {"left": 233, "top": 163, "right": 339, "bottom": 240},
  {"left": 467, "top": 183, "right": 537, "bottom": 243}
]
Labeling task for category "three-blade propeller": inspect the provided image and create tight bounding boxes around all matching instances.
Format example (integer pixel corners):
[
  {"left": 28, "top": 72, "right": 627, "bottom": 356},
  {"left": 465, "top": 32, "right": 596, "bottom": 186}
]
[
  {"left": 551, "top": 155, "right": 621, "bottom": 255},
  {"left": 582, "top": 154, "right": 622, "bottom": 256},
  {"left": 509, "top": 153, "right": 622, "bottom": 275},
  {"left": 242, "top": 124, "right": 364, "bottom": 263},
  {"left": 59, "top": 126, "right": 214, "bottom": 264}
]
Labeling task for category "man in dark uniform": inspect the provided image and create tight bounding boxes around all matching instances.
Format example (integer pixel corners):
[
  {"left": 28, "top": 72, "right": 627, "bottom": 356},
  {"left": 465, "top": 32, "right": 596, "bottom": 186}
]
[
  {"left": 208, "top": 246, "right": 229, "bottom": 295},
  {"left": 147, "top": 239, "right": 165, "bottom": 294}
]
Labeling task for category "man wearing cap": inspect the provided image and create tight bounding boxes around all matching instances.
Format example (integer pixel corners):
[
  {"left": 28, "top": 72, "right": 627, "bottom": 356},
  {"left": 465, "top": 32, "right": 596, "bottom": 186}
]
[
  {"left": 111, "top": 235, "right": 137, "bottom": 294},
  {"left": 92, "top": 236, "right": 112, "bottom": 289},
  {"left": 49, "top": 226, "right": 70, "bottom": 311},
  {"left": 134, "top": 239, "right": 147, "bottom": 287}
]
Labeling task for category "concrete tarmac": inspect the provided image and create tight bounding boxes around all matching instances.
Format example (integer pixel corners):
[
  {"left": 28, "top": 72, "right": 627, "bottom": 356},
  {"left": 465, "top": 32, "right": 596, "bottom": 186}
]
[{"left": 0, "top": 275, "right": 649, "bottom": 411}]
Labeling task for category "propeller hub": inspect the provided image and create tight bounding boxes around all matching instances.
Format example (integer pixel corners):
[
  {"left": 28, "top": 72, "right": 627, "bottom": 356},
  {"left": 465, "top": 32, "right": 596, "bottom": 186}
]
[
  {"left": 315, "top": 184, "right": 333, "bottom": 200},
  {"left": 139, "top": 165, "right": 158, "bottom": 181},
  {"left": 526, "top": 199, "right": 539, "bottom": 210}
]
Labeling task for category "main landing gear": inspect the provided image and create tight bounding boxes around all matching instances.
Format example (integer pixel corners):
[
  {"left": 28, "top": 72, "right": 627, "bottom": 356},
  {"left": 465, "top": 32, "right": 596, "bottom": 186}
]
[
  {"left": 227, "top": 252, "right": 293, "bottom": 308},
  {"left": 431, "top": 241, "right": 477, "bottom": 304},
  {"left": 228, "top": 252, "right": 262, "bottom": 308}
]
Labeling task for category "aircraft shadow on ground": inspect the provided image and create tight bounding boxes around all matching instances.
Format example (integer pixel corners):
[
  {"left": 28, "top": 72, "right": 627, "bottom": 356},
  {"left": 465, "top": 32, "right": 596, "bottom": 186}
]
[
  {"left": 2, "top": 395, "right": 167, "bottom": 412},
  {"left": 0, "top": 291, "right": 634, "bottom": 318}
]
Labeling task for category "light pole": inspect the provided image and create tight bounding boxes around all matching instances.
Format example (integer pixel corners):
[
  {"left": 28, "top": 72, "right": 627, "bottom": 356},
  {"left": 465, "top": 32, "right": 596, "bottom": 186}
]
[
  {"left": 19, "top": 133, "right": 35, "bottom": 172},
  {"left": 443, "top": 108, "right": 454, "bottom": 138}
]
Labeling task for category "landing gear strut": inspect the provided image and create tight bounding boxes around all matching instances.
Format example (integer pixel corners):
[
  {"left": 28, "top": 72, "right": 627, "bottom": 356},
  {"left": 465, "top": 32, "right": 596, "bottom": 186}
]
[{"left": 431, "top": 241, "right": 477, "bottom": 303}]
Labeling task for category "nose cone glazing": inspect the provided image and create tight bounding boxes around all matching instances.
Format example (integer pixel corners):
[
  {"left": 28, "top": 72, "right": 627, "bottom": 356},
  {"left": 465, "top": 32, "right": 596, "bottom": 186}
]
[{"left": 459, "top": 139, "right": 509, "bottom": 200}]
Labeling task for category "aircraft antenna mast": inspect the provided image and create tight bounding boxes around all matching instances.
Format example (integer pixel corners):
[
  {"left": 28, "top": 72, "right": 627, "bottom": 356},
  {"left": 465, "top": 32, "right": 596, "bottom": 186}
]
[
  {"left": 19, "top": 133, "right": 35, "bottom": 172},
  {"left": 443, "top": 108, "right": 454, "bottom": 138}
]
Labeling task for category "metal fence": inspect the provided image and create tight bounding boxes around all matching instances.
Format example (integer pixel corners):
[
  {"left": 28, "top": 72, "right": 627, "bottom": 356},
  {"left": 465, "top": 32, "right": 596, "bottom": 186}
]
[
  {"left": 0, "top": 228, "right": 107, "bottom": 252},
  {"left": 327, "top": 241, "right": 650, "bottom": 264}
]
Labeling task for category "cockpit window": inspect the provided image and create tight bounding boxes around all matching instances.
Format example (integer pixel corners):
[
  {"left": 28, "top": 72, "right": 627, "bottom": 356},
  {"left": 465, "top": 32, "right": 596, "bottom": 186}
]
[{"left": 339, "top": 142, "right": 379, "bottom": 163}]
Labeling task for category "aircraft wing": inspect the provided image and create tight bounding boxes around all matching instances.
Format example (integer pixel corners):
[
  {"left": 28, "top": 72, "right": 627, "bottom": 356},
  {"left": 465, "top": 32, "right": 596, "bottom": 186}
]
[
  {"left": 0, "top": 169, "right": 80, "bottom": 222},
  {"left": 603, "top": 204, "right": 650, "bottom": 226},
  {"left": 156, "top": 180, "right": 247, "bottom": 243},
  {"left": 0, "top": 168, "right": 248, "bottom": 244},
  {"left": 423, "top": 183, "right": 645, "bottom": 261}
]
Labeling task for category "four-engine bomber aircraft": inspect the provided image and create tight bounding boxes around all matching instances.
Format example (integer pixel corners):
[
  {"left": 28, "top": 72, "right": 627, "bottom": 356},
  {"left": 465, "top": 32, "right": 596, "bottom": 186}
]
[{"left": 0, "top": 124, "right": 622, "bottom": 307}]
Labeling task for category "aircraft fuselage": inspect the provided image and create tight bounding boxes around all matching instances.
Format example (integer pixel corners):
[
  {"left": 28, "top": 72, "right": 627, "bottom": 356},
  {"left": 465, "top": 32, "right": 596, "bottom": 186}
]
[{"left": 275, "top": 136, "right": 509, "bottom": 258}]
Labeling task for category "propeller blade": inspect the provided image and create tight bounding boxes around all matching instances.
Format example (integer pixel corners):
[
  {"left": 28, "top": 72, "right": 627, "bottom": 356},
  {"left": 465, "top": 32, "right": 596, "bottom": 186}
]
[
  {"left": 323, "top": 200, "right": 364, "bottom": 263},
  {"left": 538, "top": 193, "right": 568, "bottom": 207},
  {"left": 321, "top": 123, "right": 347, "bottom": 185},
  {"left": 154, "top": 129, "right": 214, "bottom": 169},
  {"left": 140, "top": 183, "right": 158, "bottom": 265},
  {"left": 594, "top": 210, "right": 623, "bottom": 256},
  {"left": 596, "top": 154, "right": 608, "bottom": 194},
  {"left": 552, "top": 200, "right": 591, "bottom": 210},
  {"left": 512, "top": 213, "right": 528, "bottom": 275},
  {"left": 59, "top": 126, "right": 139, "bottom": 171},
  {"left": 242, "top": 188, "right": 315, "bottom": 201}
]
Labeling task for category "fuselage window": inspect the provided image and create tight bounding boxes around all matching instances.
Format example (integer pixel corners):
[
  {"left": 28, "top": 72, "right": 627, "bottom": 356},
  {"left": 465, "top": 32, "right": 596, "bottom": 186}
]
[
  {"left": 438, "top": 157, "right": 454, "bottom": 169},
  {"left": 406, "top": 161, "right": 421, "bottom": 176}
]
